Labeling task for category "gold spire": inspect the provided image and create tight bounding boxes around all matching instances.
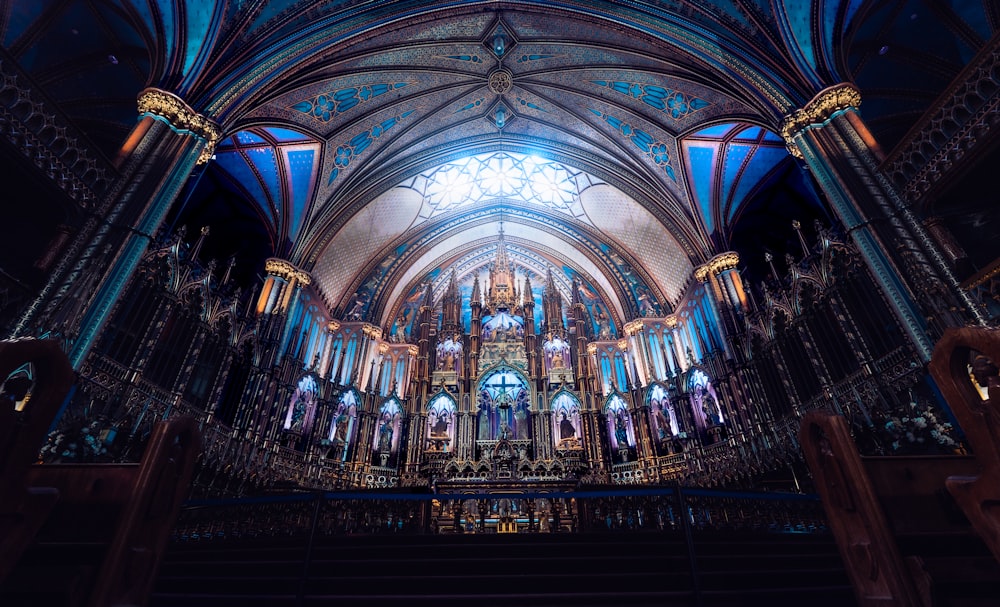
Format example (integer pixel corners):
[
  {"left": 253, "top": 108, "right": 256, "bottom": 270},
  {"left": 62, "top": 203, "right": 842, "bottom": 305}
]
[{"left": 487, "top": 223, "right": 516, "bottom": 310}]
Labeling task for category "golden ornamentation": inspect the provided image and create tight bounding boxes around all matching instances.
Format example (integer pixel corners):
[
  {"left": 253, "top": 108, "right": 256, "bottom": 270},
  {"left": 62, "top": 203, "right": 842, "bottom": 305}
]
[
  {"left": 624, "top": 319, "right": 645, "bottom": 335},
  {"left": 264, "top": 258, "right": 312, "bottom": 285},
  {"left": 694, "top": 265, "right": 710, "bottom": 283},
  {"left": 617, "top": 339, "right": 629, "bottom": 351},
  {"left": 137, "top": 88, "right": 222, "bottom": 165},
  {"left": 408, "top": 345, "right": 419, "bottom": 357},
  {"left": 586, "top": 343, "right": 598, "bottom": 355},
  {"left": 780, "top": 83, "right": 861, "bottom": 158},
  {"left": 708, "top": 251, "right": 740, "bottom": 274},
  {"left": 327, "top": 320, "right": 341, "bottom": 332},
  {"left": 378, "top": 343, "right": 390, "bottom": 355},
  {"left": 663, "top": 314, "right": 679, "bottom": 328},
  {"left": 362, "top": 324, "right": 382, "bottom": 339}
]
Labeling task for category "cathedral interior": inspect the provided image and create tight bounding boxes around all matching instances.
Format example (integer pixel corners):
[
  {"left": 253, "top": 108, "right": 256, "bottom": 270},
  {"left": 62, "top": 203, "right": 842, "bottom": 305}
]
[{"left": 1, "top": 0, "right": 999, "bottom": 506}]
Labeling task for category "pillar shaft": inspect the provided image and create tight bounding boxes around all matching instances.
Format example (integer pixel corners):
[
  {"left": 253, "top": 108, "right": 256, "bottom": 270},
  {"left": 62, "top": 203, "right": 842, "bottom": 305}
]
[
  {"left": 64, "top": 89, "right": 220, "bottom": 369},
  {"left": 781, "top": 84, "right": 983, "bottom": 362}
]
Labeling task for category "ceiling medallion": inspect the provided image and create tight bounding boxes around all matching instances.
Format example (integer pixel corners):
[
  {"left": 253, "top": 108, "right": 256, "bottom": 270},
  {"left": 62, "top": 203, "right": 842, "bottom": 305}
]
[{"left": 488, "top": 68, "right": 513, "bottom": 95}]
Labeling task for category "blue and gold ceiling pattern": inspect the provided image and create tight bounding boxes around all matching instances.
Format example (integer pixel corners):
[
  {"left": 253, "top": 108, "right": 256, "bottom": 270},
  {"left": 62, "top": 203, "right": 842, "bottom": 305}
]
[{"left": 2, "top": 0, "right": 992, "bottom": 326}]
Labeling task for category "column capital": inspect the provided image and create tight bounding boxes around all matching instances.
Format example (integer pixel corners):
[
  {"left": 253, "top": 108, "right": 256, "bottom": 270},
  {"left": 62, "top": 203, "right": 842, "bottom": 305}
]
[
  {"left": 623, "top": 319, "right": 645, "bottom": 336},
  {"left": 264, "top": 258, "right": 312, "bottom": 285},
  {"left": 137, "top": 88, "right": 221, "bottom": 164},
  {"left": 694, "top": 251, "right": 740, "bottom": 282},
  {"left": 780, "top": 83, "right": 862, "bottom": 158}
]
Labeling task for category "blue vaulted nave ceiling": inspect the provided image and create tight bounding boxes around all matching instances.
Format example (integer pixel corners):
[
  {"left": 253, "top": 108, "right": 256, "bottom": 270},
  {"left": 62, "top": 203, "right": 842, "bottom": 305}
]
[
  {"left": 3, "top": 1, "right": 991, "bottom": 325},
  {"left": 211, "top": 127, "right": 321, "bottom": 255},
  {"left": 680, "top": 123, "right": 793, "bottom": 246}
]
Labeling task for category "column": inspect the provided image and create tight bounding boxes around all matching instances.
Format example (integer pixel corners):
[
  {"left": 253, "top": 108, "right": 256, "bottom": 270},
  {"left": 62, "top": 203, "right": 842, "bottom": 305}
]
[
  {"left": 257, "top": 258, "right": 312, "bottom": 359},
  {"left": 57, "top": 88, "right": 221, "bottom": 369},
  {"left": 781, "top": 84, "right": 986, "bottom": 363}
]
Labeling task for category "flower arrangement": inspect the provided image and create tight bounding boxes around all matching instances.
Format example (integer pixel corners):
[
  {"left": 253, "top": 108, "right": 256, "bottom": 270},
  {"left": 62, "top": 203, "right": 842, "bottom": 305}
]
[
  {"left": 881, "top": 397, "right": 961, "bottom": 455},
  {"left": 38, "top": 417, "right": 115, "bottom": 463}
]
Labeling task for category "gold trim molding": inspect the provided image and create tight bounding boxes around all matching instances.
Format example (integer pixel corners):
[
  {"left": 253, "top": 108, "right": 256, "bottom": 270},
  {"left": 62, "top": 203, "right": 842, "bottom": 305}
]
[
  {"left": 138, "top": 88, "right": 222, "bottom": 165},
  {"left": 695, "top": 251, "right": 740, "bottom": 282},
  {"left": 624, "top": 319, "right": 645, "bottom": 336},
  {"left": 265, "top": 258, "right": 312, "bottom": 285},
  {"left": 780, "top": 83, "right": 861, "bottom": 158}
]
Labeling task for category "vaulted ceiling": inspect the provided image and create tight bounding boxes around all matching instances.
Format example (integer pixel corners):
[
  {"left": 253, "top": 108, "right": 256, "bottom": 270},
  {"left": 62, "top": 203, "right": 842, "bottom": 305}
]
[{"left": 3, "top": 1, "right": 995, "bottom": 330}]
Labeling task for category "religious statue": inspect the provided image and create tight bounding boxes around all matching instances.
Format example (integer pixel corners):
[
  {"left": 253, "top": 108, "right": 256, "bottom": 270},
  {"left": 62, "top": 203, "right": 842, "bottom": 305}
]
[
  {"left": 652, "top": 400, "right": 669, "bottom": 441},
  {"left": 614, "top": 412, "right": 629, "bottom": 446},
  {"left": 559, "top": 412, "right": 576, "bottom": 440},
  {"left": 478, "top": 392, "right": 492, "bottom": 439},
  {"left": 705, "top": 391, "right": 722, "bottom": 425},
  {"left": 431, "top": 411, "right": 450, "bottom": 438},
  {"left": 514, "top": 398, "right": 529, "bottom": 438},
  {"left": 378, "top": 414, "right": 393, "bottom": 452},
  {"left": 333, "top": 411, "right": 349, "bottom": 442}
]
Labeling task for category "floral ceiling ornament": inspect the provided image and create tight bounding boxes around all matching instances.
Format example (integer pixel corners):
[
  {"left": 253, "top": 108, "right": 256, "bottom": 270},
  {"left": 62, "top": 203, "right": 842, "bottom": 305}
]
[
  {"left": 292, "top": 82, "right": 411, "bottom": 123},
  {"left": 590, "top": 109, "right": 676, "bottom": 180},
  {"left": 328, "top": 111, "right": 414, "bottom": 184},
  {"left": 592, "top": 80, "right": 711, "bottom": 121}
]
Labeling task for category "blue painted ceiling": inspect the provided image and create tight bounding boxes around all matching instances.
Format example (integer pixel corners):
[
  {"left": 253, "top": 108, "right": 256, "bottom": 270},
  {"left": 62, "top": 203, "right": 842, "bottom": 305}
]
[{"left": 1, "top": 0, "right": 991, "bottom": 326}]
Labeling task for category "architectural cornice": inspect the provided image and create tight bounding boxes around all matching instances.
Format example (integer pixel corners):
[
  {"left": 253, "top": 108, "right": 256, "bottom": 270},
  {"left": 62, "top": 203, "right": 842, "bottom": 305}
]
[
  {"left": 137, "top": 88, "right": 222, "bottom": 165},
  {"left": 694, "top": 251, "right": 740, "bottom": 282},
  {"left": 265, "top": 258, "right": 311, "bottom": 285},
  {"left": 780, "top": 84, "right": 862, "bottom": 158}
]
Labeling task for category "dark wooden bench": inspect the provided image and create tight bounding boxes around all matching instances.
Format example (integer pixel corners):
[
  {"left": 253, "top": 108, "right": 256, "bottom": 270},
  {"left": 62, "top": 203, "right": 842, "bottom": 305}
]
[
  {"left": 801, "top": 326, "right": 1000, "bottom": 607},
  {"left": 0, "top": 339, "right": 201, "bottom": 607}
]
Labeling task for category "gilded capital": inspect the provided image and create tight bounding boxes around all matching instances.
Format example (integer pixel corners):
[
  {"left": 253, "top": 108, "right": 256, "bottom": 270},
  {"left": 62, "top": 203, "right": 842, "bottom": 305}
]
[
  {"left": 780, "top": 83, "right": 861, "bottom": 158},
  {"left": 624, "top": 319, "right": 645, "bottom": 336},
  {"left": 708, "top": 251, "right": 739, "bottom": 274},
  {"left": 264, "top": 258, "right": 312, "bottom": 285},
  {"left": 137, "top": 88, "right": 222, "bottom": 165}
]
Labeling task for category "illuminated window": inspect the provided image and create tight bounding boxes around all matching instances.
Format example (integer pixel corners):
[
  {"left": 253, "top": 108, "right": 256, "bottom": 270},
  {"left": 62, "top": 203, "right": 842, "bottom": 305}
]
[{"left": 404, "top": 152, "right": 599, "bottom": 218}]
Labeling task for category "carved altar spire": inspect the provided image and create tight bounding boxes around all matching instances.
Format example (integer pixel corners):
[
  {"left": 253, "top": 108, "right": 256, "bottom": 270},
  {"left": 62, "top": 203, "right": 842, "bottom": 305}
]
[
  {"left": 419, "top": 280, "right": 434, "bottom": 310},
  {"left": 542, "top": 267, "right": 564, "bottom": 332},
  {"left": 441, "top": 269, "right": 461, "bottom": 333},
  {"left": 487, "top": 223, "right": 517, "bottom": 311}
]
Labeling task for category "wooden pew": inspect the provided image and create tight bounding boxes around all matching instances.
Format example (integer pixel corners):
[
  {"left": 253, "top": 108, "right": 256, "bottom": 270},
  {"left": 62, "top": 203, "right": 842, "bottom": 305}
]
[
  {"left": 928, "top": 326, "right": 1000, "bottom": 563},
  {"left": 6, "top": 415, "right": 201, "bottom": 607},
  {"left": 0, "top": 338, "right": 76, "bottom": 582},
  {"left": 800, "top": 326, "right": 1000, "bottom": 606},
  {"left": 0, "top": 339, "right": 202, "bottom": 607}
]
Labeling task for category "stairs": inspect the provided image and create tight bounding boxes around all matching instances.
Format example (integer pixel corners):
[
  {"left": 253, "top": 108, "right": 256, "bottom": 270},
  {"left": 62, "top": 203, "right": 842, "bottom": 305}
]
[{"left": 150, "top": 530, "right": 856, "bottom": 607}]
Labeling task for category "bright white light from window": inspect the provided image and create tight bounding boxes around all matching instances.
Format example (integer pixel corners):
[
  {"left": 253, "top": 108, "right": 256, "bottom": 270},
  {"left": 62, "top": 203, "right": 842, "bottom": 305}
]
[{"left": 407, "top": 151, "right": 597, "bottom": 218}]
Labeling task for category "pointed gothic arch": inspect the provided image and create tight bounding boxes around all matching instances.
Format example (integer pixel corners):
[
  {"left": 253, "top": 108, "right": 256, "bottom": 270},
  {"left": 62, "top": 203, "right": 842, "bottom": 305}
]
[
  {"left": 425, "top": 391, "right": 457, "bottom": 452},
  {"left": 476, "top": 364, "right": 530, "bottom": 440}
]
